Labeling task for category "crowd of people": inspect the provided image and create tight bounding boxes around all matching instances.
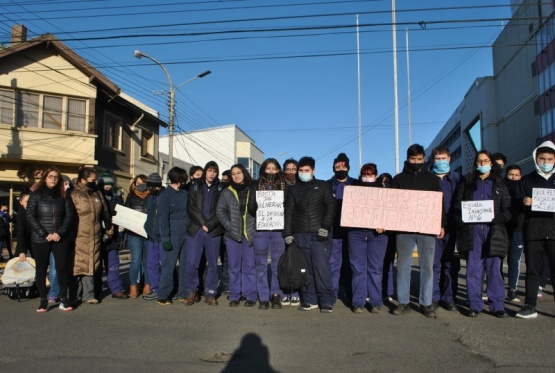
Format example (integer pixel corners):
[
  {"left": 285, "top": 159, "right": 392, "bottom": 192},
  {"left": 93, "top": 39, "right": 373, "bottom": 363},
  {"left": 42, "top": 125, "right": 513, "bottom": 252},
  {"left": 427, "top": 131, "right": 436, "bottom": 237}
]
[{"left": 1, "top": 141, "right": 554, "bottom": 319}]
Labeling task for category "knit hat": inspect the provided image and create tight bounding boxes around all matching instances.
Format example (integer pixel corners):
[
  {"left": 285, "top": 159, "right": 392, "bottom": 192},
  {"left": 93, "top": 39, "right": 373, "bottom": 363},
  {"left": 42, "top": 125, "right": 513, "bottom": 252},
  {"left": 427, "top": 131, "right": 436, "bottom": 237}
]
[
  {"left": 147, "top": 172, "right": 163, "bottom": 187},
  {"left": 333, "top": 153, "right": 350, "bottom": 171},
  {"left": 99, "top": 170, "right": 115, "bottom": 186}
]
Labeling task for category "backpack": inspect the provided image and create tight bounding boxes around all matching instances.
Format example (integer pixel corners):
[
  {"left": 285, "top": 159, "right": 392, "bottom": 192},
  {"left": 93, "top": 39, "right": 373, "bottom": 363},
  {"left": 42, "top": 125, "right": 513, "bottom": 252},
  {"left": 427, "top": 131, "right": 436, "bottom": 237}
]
[{"left": 277, "top": 242, "right": 308, "bottom": 292}]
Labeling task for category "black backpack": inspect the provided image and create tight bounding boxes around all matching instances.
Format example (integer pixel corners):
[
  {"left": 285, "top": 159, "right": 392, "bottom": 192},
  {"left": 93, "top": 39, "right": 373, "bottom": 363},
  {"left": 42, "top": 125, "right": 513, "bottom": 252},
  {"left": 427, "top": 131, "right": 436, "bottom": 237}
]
[{"left": 278, "top": 242, "right": 308, "bottom": 292}]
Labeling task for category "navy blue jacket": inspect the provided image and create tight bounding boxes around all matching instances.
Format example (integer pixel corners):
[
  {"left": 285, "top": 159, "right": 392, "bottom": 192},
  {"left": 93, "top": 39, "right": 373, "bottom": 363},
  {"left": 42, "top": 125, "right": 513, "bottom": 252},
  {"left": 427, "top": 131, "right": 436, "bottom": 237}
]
[
  {"left": 144, "top": 189, "right": 164, "bottom": 243},
  {"left": 157, "top": 186, "right": 189, "bottom": 246}
]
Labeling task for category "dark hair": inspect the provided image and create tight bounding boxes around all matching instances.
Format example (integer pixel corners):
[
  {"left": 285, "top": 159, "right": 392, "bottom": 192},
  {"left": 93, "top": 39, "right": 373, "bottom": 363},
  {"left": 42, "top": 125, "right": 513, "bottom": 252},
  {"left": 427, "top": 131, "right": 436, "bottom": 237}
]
[
  {"left": 536, "top": 146, "right": 555, "bottom": 156},
  {"left": 432, "top": 146, "right": 450, "bottom": 157},
  {"left": 406, "top": 144, "right": 425, "bottom": 158},
  {"left": 130, "top": 174, "right": 147, "bottom": 192},
  {"left": 230, "top": 164, "right": 253, "bottom": 184},
  {"left": 19, "top": 188, "right": 31, "bottom": 200},
  {"left": 222, "top": 169, "right": 231, "bottom": 178},
  {"left": 492, "top": 152, "right": 507, "bottom": 165},
  {"left": 378, "top": 173, "right": 392, "bottom": 187},
  {"left": 38, "top": 166, "right": 66, "bottom": 198},
  {"left": 505, "top": 164, "right": 521, "bottom": 173},
  {"left": 168, "top": 167, "right": 188, "bottom": 184},
  {"left": 360, "top": 163, "right": 378, "bottom": 177},
  {"left": 283, "top": 158, "right": 298, "bottom": 170},
  {"left": 78, "top": 167, "right": 96, "bottom": 183},
  {"left": 189, "top": 166, "right": 203, "bottom": 178},
  {"left": 260, "top": 158, "right": 283, "bottom": 174},
  {"left": 466, "top": 150, "right": 502, "bottom": 189},
  {"left": 298, "top": 156, "right": 315, "bottom": 170}
]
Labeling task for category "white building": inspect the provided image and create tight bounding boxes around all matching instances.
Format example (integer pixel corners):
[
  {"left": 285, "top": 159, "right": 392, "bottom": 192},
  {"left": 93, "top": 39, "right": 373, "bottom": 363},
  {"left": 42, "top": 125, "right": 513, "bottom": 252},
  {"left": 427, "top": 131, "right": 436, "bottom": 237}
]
[{"left": 159, "top": 124, "right": 264, "bottom": 178}]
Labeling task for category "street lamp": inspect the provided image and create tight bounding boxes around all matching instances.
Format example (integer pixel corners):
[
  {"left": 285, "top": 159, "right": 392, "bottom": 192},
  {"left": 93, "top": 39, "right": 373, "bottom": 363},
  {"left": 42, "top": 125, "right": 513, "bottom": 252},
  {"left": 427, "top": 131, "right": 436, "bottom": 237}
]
[{"left": 134, "top": 49, "right": 211, "bottom": 170}]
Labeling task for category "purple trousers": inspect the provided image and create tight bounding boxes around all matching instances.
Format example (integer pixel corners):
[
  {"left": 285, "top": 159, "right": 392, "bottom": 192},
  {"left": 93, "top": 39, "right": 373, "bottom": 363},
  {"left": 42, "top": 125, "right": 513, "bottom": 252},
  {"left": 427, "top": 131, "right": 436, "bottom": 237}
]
[
  {"left": 253, "top": 231, "right": 285, "bottom": 301},
  {"left": 466, "top": 225, "right": 505, "bottom": 312},
  {"left": 330, "top": 238, "right": 344, "bottom": 297},
  {"left": 348, "top": 230, "right": 388, "bottom": 307},
  {"left": 185, "top": 229, "right": 221, "bottom": 297},
  {"left": 432, "top": 233, "right": 457, "bottom": 303},
  {"left": 225, "top": 237, "right": 256, "bottom": 301},
  {"left": 147, "top": 241, "right": 162, "bottom": 292},
  {"left": 106, "top": 249, "right": 123, "bottom": 294}
]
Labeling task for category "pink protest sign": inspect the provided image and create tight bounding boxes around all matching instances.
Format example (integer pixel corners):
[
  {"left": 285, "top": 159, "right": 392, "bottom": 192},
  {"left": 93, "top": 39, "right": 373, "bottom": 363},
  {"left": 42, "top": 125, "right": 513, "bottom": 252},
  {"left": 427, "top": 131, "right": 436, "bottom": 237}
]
[{"left": 340, "top": 186, "right": 443, "bottom": 235}]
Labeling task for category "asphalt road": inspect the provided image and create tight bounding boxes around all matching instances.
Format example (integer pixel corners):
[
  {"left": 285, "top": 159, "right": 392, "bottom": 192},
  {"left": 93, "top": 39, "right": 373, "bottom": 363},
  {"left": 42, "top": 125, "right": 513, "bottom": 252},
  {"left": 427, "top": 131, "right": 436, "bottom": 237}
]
[{"left": 0, "top": 257, "right": 553, "bottom": 373}]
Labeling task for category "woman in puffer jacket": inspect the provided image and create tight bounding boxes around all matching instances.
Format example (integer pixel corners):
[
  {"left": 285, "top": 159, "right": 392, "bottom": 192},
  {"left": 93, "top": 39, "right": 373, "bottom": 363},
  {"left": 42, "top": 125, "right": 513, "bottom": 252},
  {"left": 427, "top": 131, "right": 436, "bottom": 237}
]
[{"left": 26, "top": 166, "right": 75, "bottom": 312}]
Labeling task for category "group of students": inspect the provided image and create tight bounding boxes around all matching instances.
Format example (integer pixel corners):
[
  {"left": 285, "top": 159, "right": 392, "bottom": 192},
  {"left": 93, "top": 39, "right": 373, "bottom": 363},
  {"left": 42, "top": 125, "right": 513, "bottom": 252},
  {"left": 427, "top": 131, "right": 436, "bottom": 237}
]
[{"left": 5, "top": 141, "right": 555, "bottom": 318}]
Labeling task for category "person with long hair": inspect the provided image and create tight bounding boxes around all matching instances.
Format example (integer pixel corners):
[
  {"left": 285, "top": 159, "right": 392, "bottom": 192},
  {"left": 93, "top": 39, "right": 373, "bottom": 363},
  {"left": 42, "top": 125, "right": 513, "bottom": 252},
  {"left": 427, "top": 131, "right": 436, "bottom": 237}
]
[
  {"left": 26, "top": 167, "right": 75, "bottom": 312},
  {"left": 249, "top": 158, "right": 287, "bottom": 309},
  {"left": 217, "top": 164, "right": 257, "bottom": 307},
  {"left": 125, "top": 174, "right": 150, "bottom": 298},
  {"left": 453, "top": 150, "right": 511, "bottom": 318}
]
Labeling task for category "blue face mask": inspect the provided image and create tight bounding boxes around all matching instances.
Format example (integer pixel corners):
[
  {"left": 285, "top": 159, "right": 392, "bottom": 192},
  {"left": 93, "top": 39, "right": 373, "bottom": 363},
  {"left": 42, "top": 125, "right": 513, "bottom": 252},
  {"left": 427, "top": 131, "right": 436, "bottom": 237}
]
[
  {"left": 539, "top": 162, "right": 555, "bottom": 173},
  {"left": 298, "top": 172, "right": 313, "bottom": 182},
  {"left": 433, "top": 160, "right": 450, "bottom": 174},
  {"left": 476, "top": 165, "right": 491, "bottom": 174}
]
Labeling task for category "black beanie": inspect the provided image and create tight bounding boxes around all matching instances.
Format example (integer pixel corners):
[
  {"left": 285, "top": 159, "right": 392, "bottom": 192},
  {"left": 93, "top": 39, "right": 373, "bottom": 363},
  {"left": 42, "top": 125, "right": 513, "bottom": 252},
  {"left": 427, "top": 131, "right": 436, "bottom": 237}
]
[
  {"left": 333, "top": 153, "right": 350, "bottom": 171},
  {"left": 146, "top": 172, "right": 163, "bottom": 187}
]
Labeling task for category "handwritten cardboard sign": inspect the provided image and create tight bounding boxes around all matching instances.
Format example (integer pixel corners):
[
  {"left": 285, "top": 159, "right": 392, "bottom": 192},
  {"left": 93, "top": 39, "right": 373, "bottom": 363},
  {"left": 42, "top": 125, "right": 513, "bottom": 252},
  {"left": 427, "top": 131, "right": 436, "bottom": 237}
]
[
  {"left": 340, "top": 186, "right": 442, "bottom": 235},
  {"left": 256, "top": 190, "right": 284, "bottom": 230},
  {"left": 461, "top": 200, "right": 494, "bottom": 223},
  {"left": 532, "top": 188, "right": 555, "bottom": 212},
  {"left": 112, "top": 204, "right": 148, "bottom": 238}
]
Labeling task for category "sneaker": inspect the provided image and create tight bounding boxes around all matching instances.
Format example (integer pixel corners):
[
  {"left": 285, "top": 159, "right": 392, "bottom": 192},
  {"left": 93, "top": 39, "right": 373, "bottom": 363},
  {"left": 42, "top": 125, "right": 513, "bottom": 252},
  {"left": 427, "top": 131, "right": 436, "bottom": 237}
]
[
  {"left": 157, "top": 298, "right": 172, "bottom": 306},
  {"left": 370, "top": 305, "right": 381, "bottom": 314},
  {"left": 271, "top": 294, "right": 282, "bottom": 309},
  {"left": 48, "top": 296, "right": 59, "bottom": 304},
  {"left": 298, "top": 302, "right": 318, "bottom": 311},
  {"left": 392, "top": 303, "right": 411, "bottom": 315},
  {"left": 353, "top": 305, "right": 364, "bottom": 314},
  {"left": 507, "top": 290, "right": 519, "bottom": 302},
  {"left": 537, "top": 287, "right": 543, "bottom": 298},
  {"left": 440, "top": 301, "right": 457, "bottom": 311},
  {"left": 320, "top": 304, "right": 333, "bottom": 313},
  {"left": 143, "top": 291, "right": 158, "bottom": 301},
  {"left": 84, "top": 298, "right": 99, "bottom": 304},
  {"left": 516, "top": 304, "right": 538, "bottom": 319},
  {"left": 259, "top": 301, "right": 270, "bottom": 310},
  {"left": 481, "top": 293, "right": 488, "bottom": 301},
  {"left": 280, "top": 295, "right": 290, "bottom": 305},
  {"left": 244, "top": 300, "right": 256, "bottom": 307},
  {"left": 290, "top": 297, "right": 301, "bottom": 306},
  {"left": 59, "top": 301, "right": 73, "bottom": 312},
  {"left": 229, "top": 300, "right": 240, "bottom": 307},
  {"left": 420, "top": 305, "right": 437, "bottom": 319},
  {"left": 37, "top": 299, "right": 48, "bottom": 313}
]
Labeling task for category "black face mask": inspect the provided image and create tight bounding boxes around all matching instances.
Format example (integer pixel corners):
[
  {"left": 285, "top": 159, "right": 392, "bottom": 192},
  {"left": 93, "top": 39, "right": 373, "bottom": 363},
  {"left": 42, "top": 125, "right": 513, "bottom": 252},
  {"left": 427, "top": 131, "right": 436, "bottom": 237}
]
[
  {"left": 85, "top": 181, "right": 96, "bottom": 190},
  {"left": 334, "top": 170, "right": 348, "bottom": 180},
  {"left": 407, "top": 163, "right": 424, "bottom": 172}
]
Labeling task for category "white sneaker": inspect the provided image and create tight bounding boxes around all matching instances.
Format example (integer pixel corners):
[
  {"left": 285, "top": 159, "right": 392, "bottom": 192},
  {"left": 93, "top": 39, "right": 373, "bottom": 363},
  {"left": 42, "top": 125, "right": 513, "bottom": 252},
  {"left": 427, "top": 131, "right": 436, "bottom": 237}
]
[
  {"left": 280, "top": 296, "right": 290, "bottom": 305},
  {"left": 59, "top": 303, "right": 73, "bottom": 312},
  {"left": 298, "top": 303, "right": 318, "bottom": 311},
  {"left": 290, "top": 297, "right": 300, "bottom": 306},
  {"left": 537, "top": 287, "right": 543, "bottom": 298}
]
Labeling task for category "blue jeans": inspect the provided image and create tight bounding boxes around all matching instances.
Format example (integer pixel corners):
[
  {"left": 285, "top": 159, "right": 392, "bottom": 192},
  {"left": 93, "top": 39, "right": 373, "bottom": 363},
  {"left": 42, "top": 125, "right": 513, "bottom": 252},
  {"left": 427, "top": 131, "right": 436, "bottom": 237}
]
[
  {"left": 127, "top": 234, "right": 150, "bottom": 286},
  {"left": 396, "top": 233, "right": 435, "bottom": 306},
  {"left": 507, "top": 231, "right": 524, "bottom": 291},
  {"left": 158, "top": 238, "right": 187, "bottom": 300},
  {"left": 48, "top": 253, "right": 60, "bottom": 299}
]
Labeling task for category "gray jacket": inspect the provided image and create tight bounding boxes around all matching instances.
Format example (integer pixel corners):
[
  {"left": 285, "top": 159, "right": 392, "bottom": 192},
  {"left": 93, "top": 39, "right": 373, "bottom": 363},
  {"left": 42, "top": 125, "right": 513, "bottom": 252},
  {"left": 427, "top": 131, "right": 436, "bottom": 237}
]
[{"left": 216, "top": 186, "right": 256, "bottom": 244}]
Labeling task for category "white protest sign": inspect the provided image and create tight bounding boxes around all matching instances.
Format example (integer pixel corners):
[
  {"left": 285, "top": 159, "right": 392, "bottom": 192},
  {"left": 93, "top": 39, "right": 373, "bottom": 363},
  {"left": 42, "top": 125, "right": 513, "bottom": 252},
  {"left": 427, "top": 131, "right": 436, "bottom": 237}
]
[
  {"left": 532, "top": 188, "right": 555, "bottom": 212},
  {"left": 256, "top": 190, "right": 284, "bottom": 230},
  {"left": 461, "top": 200, "right": 494, "bottom": 223},
  {"left": 112, "top": 204, "right": 148, "bottom": 238}
]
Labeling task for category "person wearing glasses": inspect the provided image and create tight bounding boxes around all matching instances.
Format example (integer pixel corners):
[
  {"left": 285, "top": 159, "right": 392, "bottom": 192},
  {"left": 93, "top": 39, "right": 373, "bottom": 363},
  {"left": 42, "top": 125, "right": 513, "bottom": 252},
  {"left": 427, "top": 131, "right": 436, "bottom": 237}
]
[
  {"left": 453, "top": 150, "right": 511, "bottom": 318},
  {"left": 26, "top": 167, "right": 75, "bottom": 312}
]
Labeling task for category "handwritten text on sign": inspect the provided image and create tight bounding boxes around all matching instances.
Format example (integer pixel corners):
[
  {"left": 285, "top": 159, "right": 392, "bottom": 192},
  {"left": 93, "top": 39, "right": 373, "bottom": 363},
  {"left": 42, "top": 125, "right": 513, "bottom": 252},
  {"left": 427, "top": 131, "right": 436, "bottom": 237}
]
[
  {"left": 256, "top": 190, "right": 284, "bottom": 230},
  {"left": 461, "top": 200, "right": 494, "bottom": 223},
  {"left": 340, "top": 186, "right": 443, "bottom": 235},
  {"left": 112, "top": 204, "right": 148, "bottom": 238},
  {"left": 532, "top": 188, "right": 555, "bottom": 212}
]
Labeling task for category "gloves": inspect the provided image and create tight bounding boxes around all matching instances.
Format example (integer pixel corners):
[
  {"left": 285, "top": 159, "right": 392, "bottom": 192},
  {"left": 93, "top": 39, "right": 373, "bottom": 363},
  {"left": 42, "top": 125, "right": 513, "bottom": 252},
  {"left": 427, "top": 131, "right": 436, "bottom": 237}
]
[
  {"left": 316, "top": 228, "right": 328, "bottom": 242},
  {"left": 163, "top": 241, "right": 173, "bottom": 251},
  {"left": 284, "top": 236, "right": 294, "bottom": 245}
]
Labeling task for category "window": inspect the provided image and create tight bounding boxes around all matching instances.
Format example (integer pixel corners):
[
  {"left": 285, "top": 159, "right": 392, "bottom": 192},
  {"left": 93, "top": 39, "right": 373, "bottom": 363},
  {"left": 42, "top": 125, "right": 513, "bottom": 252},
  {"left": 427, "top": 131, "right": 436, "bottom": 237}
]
[
  {"left": 104, "top": 113, "right": 122, "bottom": 150},
  {"left": 466, "top": 117, "right": 482, "bottom": 152},
  {"left": 237, "top": 157, "right": 250, "bottom": 173},
  {"left": 16, "top": 91, "right": 39, "bottom": 128},
  {"left": 67, "top": 99, "right": 86, "bottom": 132},
  {"left": 141, "top": 130, "right": 155, "bottom": 160},
  {"left": 0, "top": 89, "right": 14, "bottom": 125},
  {"left": 42, "top": 96, "right": 63, "bottom": 129},
  {"left": 252, "top": 161, "right": 260, "bottom": 179}
]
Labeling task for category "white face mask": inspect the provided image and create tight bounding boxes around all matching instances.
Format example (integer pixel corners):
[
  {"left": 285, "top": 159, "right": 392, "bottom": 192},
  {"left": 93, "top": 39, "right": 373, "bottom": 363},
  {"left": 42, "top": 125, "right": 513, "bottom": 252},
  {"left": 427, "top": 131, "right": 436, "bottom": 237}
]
[
  {"left": 361, "top": 176, "right": 376, "bottom": 183},
  {"left": 298, "top": 172, "right": 313, "bottom": 182}
]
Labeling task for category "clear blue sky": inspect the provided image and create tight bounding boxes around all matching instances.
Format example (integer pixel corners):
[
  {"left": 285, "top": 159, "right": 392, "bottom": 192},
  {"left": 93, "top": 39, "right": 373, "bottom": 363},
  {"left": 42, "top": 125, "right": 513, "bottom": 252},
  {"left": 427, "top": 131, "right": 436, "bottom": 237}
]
[{"left": 1, "top": 0, "right": 512, "bottom": 178}]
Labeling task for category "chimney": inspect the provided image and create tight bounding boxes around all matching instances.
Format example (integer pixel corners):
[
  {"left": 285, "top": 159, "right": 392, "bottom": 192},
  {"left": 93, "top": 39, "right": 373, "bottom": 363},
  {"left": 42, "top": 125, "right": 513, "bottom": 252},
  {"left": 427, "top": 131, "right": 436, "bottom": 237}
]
[{"left": 11, "top": 24, "right": 28, "bottom": 44}]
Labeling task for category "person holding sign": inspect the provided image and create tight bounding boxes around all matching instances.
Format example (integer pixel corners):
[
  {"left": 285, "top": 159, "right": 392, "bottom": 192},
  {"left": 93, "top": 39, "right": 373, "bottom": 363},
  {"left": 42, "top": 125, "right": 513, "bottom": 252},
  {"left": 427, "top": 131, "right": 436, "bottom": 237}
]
[
  {"left": 516, "top": 141, "right": 555, "bottom": 319},
  {"left": 248, "top": 158, "right": 287, "bottom": 310},
  {"left": 283, "top": 156, "right": 336, "bottom": 312},
  {"left": 347, "top": 163, "right": 389, "bottom": 314},
  {"left": 453, "top": 150, "right": 511, "bottom": 318},
  {"left": 391, "top": 144, "right": 445, "bottom": 319},
  {"left": 216, "top": 164, "right": 257, "bottom": 307}
]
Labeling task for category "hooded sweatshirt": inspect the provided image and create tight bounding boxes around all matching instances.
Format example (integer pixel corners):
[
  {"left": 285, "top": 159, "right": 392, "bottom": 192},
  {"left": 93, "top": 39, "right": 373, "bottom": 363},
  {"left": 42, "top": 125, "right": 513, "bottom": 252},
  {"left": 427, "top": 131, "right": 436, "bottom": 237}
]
[{"left": 519, "top": 140, "right": 555, "bottom": 240}]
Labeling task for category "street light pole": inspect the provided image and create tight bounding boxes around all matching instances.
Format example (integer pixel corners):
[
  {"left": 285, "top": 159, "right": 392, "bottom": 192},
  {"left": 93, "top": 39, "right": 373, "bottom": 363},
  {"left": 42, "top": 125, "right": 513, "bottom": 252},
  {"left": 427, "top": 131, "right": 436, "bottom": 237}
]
[{"left": 134, "top": 50, "right": 211, "bottom": 170}]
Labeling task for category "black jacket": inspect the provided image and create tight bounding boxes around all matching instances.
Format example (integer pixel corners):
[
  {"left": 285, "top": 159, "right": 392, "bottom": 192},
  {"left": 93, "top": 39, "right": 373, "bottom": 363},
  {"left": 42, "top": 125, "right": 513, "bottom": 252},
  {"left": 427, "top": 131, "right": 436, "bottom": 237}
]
[
  {"left": 26, "top": 185, "right": 75, "bottom": 243},
  {"left": 187, "top": 180, "right": 224, "bottom": 237},
  {"left": 283, "top": 178, "right": 335, "bottom": 236},
  {"left": 125, "top": 190, "right": 148, "bottom": 237},
  {"left": 15, "top": 206, "right": 31, "bottom": 256},
  {"left": 392, "top": 161, "right": 445, "bottom": 228},
  {"left": 519, "top": 171, "right": 555, "bottom": 240},
  {"left": 453, "top": 175, "right": 511, "bottom": 258}
]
